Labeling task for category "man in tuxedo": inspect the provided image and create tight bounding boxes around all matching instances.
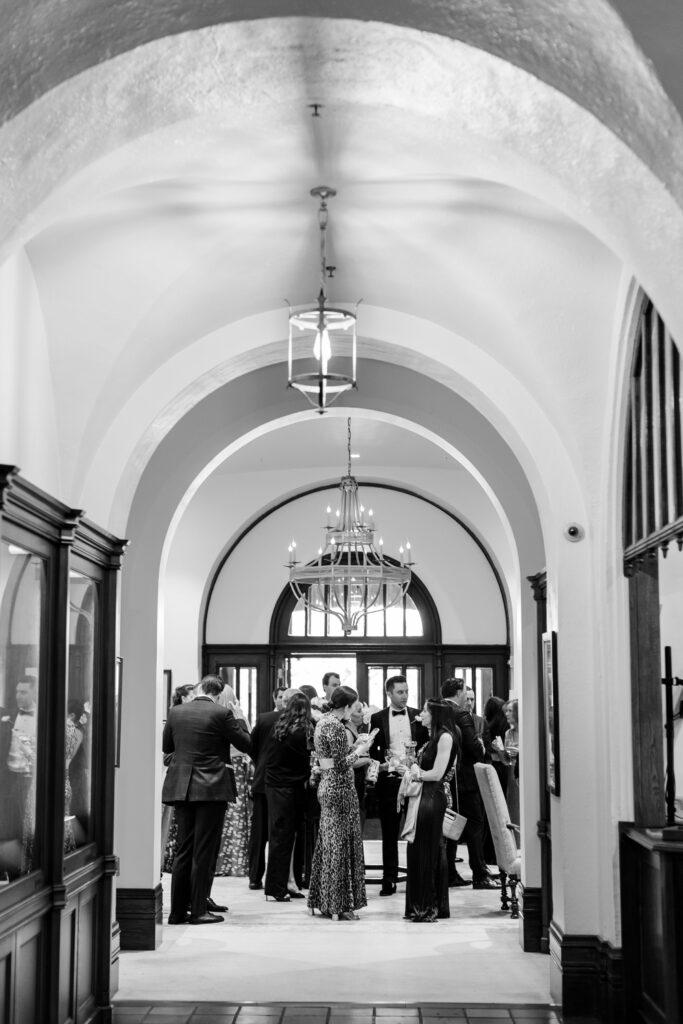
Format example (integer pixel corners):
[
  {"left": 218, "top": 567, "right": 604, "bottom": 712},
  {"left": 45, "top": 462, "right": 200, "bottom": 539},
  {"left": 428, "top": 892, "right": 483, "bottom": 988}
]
[
  {"left": 247, "top": 687, "right": 299, "bottom": 890},
  {"left": 162, "top": 675, "right": 251, "bottom": 924},
  {"left": 441, "top": 677, "right": 497, "bottom": 889},
  {"left": 369, "top": 674, "right": 428, "bottom": 896},
  {"left": 0, "top": 678, "right": 38, "bottom": 872},
  {"left": 322, "top": 671, "right": 341, "bottom": 702}
]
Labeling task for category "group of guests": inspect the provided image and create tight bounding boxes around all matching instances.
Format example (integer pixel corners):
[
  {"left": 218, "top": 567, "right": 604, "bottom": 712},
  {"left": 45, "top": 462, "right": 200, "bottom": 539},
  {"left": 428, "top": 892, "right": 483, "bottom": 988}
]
[{"left": 161, "top": 670, "right": 520, "bottom": 925}]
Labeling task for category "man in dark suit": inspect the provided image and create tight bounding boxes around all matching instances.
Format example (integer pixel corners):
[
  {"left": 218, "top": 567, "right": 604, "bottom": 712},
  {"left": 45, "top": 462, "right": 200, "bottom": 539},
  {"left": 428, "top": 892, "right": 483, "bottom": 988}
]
[
  {"left": 162, "top": 675, "right": 251, "bottom": 924},
  {"left": 369, "top": 674, "right": 428, "bottom": 896},
  {"left": 441, "top": 677, "right": 497, "bottom": 889}
]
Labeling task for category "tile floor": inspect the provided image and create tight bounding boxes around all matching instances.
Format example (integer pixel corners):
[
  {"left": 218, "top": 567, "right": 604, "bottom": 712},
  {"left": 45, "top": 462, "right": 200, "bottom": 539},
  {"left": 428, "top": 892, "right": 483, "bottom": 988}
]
[
  {"left": 112, "top": 1006, "right": 562, "bottom": 1024},
  {"left": 116, "top": 843, "right": 556, "bottom": 1016}
]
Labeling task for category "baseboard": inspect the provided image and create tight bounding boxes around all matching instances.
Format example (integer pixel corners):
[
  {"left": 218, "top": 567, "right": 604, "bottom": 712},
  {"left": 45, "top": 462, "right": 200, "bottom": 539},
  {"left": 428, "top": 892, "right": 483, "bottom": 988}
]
[
  {"left": 550, "top": 922, "right": 623, "bottom": 1021},
  {"left": 116, "top": 885, "right": 163, "bottom": 951},
  {"left": 518, "top": 885, "right": 545, "bottom": 952}
]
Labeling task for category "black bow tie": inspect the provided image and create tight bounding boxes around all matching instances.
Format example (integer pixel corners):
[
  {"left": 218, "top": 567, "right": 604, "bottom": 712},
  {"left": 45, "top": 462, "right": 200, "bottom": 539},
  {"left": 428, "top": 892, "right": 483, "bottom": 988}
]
[
  {"left": 391, "top": 709, "right": 407, "bottom": 717},
  {"left": 17, "top": 709, "right": 35, "bottom": 717}
]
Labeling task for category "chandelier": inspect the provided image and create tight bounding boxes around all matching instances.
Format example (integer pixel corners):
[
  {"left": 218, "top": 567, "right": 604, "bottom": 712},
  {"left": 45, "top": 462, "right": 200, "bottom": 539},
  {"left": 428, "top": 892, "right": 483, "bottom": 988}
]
[
  {"left": 287, "top": 186, "right": 358, "bottom": 414},
  {"left": 287, "top": 419, "right": 413, "bottom": 635}
]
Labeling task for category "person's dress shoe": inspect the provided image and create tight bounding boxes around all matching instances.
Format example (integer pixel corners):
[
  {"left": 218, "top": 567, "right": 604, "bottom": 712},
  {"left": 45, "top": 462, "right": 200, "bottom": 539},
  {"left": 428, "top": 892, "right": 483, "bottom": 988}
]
[
  {"left": 264, "top": 892, "right": 291, "bottom": 902},
  {"left": 248, "top": 881, "right": 263, "bottom": 890},
  {"left": 472, "top": 876, "right": 500, "bottom": 890},
  {"left": 287, "top": 889, "right": 306, "bottom": 899},
  {"left": 379, "top": 882, "right": 397, "bottom": 896},
  {"left": 448, "top": 873, "right": 470, "bottom": 887},
  {"left": 206, "top": 897, "right": 228, "bottom": 913},
  {"left": 167, "top": 914, "right": 188, "bottom": 924},
  {"left": 188, "top": 912, "right": 224, "bottom": 924}
]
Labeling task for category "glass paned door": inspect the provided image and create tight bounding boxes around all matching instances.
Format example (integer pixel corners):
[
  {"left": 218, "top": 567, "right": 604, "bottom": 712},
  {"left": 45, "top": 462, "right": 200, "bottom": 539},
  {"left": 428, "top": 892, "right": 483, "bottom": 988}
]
[
  {"left": 66, "top": 570, "right": 99, "bottom": 852},
  {"left": 366, "top": 664, "right": 421, "bottom": 710},
  {"left": 217, "top": 666, "right": 258, "bottom": 728}
]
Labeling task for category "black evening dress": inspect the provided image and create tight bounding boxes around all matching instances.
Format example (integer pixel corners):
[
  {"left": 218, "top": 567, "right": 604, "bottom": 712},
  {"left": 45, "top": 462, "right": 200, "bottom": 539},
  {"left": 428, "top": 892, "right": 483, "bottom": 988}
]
[
  {"left": 404, "top": 730, "right": 457, "bottom": 923},
  {"left": 307, "top": 713, "right": 367, "bottom": 916}
]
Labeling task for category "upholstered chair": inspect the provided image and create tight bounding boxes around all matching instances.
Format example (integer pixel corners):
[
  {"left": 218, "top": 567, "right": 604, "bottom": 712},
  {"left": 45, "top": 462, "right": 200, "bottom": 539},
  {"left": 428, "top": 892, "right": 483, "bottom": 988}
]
[{"left": 474, "top": 763, "right": 521, "bottom": 918}]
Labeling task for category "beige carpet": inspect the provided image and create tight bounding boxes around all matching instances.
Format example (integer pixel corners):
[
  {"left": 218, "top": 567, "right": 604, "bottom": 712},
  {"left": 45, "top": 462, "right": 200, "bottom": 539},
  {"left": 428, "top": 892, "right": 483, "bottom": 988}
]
[{"left": 117, "top": 843, "right": 551, "bottom": 1006}]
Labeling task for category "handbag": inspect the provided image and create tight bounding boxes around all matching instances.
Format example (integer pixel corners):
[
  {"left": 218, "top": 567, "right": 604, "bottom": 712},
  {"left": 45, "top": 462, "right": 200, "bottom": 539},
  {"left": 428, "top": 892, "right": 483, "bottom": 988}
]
[{"left": 442, "top": 764, "right": 467, "bottom": 841}]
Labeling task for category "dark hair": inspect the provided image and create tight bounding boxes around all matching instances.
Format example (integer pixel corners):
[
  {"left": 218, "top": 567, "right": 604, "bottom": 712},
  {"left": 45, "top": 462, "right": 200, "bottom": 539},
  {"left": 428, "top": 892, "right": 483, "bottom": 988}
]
[
  {"left": 171, "top": 684, "right": 195, "bottom": 707},
  {"left": 67, "top": 698, "right": 86, "bottom": 720},
  {"left": 322, "top": 672, "right": 341, "bottom": 689},
  {"left": 273, "top": 685, "right": 287, "bottom": 697},
  {"left": 199, "top": 675, "right": 223, "bottom": 698},
  {"left": 273, "top": 693, "right": 313, "bottom": 740},
  {"left": 324, "top": 685, "right": 358, "bottom": 712},
  {"left": 299, "top": 684, "right": 319, "bottom": 701},
  {"left": 423, "top": 698, "right": 461, "bottom": 759},
  {"left": 385, "top": 674, "right": 406, "bottom": 694},
  {"left": 440, "top": 677, "right": 465, "bottom": 699}
]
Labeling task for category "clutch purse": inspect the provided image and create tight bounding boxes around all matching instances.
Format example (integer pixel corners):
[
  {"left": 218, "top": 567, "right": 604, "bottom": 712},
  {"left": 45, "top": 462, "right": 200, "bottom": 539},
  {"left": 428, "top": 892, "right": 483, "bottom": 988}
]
[{"left": 442, "top": 808, "right": 467, "bottom": 841}]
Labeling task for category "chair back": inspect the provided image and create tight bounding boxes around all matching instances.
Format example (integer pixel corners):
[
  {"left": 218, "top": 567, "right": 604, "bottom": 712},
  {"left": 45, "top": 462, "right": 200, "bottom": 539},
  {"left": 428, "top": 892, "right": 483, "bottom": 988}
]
[{"left": 474, "top": 763, "right": 521, "bottom": 875}]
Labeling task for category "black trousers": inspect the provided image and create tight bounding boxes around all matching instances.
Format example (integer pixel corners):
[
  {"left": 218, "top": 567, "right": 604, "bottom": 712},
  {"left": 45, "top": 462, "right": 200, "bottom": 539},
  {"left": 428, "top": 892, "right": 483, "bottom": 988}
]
[
  {"left": 170, "top": 800, "right": 226, "bottom": 919},
  {"left": 376, "top": 774, "right": 402, "bottom": 883},
  {"left": 248, "top": 791, "right": 268, "bottom": 886},
  {"left": 446, "top": 786, "right": 488, "bottom": 882},
  {"left": 264, "top": 785, "right": 305, "bottom": 898}
]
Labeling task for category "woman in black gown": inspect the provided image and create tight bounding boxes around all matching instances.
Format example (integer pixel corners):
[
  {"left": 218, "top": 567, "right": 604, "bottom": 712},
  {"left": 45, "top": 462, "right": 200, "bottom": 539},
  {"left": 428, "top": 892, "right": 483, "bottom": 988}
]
[
  {"left": 264, "top": 693, "right": 314, "bottom": 901},
  {"left": 401, "top": 698, "right": 459, "bottom": 923}
]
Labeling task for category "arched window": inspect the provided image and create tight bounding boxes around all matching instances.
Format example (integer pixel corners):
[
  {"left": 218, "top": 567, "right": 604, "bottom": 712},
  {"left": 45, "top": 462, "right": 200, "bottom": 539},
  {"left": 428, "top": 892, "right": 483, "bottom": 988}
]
[
  {"left": 288, "top": 589, "right": 424, "bottom": 639},
  {"left": 271, "top": 572, "right": 440, "bottom": 645}
]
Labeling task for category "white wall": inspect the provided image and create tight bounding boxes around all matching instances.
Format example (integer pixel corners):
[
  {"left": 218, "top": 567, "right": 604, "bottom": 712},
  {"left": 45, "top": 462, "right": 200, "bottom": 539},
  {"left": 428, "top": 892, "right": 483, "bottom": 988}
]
[
  {"left": 0, "top": 252, "right": 61, "bottom": 497},
  {"left": 205, "top": 485, "right": 506, "bottom": 644}
]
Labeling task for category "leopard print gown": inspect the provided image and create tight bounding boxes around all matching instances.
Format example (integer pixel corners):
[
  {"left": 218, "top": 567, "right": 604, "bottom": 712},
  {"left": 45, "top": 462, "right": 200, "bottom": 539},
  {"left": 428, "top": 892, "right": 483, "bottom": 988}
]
[{"left": 307, "top": 713, "right": 367, "bottom": 916}]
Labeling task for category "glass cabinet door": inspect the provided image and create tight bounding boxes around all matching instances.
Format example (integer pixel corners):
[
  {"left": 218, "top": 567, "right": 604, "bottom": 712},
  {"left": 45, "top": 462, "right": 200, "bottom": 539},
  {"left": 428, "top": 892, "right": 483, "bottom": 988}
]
[
  {"left": 65, "top": 570, "right": 99, "bottom": 853},
  {"left": 0, "top": 541, "right": 47, "bottom": 883}
]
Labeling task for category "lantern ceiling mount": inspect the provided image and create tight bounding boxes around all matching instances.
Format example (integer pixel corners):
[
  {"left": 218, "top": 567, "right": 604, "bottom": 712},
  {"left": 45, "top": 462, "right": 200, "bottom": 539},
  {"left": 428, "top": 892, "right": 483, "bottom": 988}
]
[{"left": 287, "top": 186, "right": 358, "bottom": 414}]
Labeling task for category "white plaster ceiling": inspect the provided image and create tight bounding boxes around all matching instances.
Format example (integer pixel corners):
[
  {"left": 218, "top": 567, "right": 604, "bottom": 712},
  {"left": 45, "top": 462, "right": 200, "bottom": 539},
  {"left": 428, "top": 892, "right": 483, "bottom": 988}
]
[{"left": 5, "top": 13, "right": 681, "bottom": 550}]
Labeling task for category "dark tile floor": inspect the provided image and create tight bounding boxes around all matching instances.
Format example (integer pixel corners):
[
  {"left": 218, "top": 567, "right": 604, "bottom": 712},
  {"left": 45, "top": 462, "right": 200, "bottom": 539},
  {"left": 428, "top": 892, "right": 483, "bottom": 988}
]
[{"left": 112, "top": 1003, "right": 563, "bottom": 1024}]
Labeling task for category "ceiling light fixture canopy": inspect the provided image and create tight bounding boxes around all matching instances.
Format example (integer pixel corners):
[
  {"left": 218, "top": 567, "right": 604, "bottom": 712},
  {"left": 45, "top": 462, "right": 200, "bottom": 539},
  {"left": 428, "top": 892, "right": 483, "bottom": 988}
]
[
  {"left": 287, "top": 186, "right": 358, "bottom": 414},
  {"left": 286, "top": 419, "right": 413, "bottom": 635}
]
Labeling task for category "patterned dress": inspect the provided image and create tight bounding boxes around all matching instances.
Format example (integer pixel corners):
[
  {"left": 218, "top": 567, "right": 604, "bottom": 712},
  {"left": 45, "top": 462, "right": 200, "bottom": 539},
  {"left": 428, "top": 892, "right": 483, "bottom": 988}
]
[{"left": 307, "top": 713, "right": 367, "bottom": 916}]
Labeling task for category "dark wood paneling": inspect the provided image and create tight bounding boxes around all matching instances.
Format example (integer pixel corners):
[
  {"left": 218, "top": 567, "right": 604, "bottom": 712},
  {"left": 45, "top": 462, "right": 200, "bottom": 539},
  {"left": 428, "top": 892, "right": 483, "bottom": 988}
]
[
  {"left": 58, "top": 905, "right": 76, "bottom": 1023},
  {"left": 0, "top": 932, "right": 11, "bottom": 1023},
  {"left": 518, "top": 885, "right": 543, "bottom": 952},
  {"left": 16, "top": 915, "right": 42, "bottom": 1024},
  {"left": 628, "top": 558, "right": 665, "bottom": 825},
  {"left": 550, "top": 922, "right": 623, "bottom": 1022},
  {"left": 620, "top": 824, "right": 683, "bottom": 1024},
  {"left": 116, "top": 886, "right": 162, "bottom": 951}
]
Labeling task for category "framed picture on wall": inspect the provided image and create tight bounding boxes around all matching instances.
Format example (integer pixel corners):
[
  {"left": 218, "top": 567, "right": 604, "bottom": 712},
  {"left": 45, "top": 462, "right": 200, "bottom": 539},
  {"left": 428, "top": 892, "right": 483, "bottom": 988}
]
[
  {"left": 114, "top": 656, "right": 123, "bottom": 768},
  {"left": 163, "top": 669, "right": 173, "bottom": 719},
  {"left": 542, "top": 631, "right": 560, "bottom": 795}
]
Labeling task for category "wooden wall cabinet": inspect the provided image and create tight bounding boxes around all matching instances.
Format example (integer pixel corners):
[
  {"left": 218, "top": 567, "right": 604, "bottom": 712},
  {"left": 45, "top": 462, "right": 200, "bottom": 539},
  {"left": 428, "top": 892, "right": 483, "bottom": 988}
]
[{"left": 0, "top": 467, "right": 125, "bottom": 1024}]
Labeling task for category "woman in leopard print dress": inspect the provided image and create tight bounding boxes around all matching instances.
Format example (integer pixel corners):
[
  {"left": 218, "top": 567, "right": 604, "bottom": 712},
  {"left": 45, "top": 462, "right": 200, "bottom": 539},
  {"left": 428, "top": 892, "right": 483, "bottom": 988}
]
[{"left": 307, "top": 686, "right": 376, "bottom": 921}]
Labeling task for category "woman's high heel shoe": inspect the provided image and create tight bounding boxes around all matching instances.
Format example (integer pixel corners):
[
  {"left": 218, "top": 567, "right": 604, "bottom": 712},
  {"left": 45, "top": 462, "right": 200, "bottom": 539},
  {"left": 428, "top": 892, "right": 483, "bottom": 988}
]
[
  {"left": 332, "top": 910, "right": 360, "bottom": 921},
  {"left": 264, "top": 893, "right": 291, "bottom": 902},
  {"left": 287, "top": 889, "right": 305, "bottom": 899}
]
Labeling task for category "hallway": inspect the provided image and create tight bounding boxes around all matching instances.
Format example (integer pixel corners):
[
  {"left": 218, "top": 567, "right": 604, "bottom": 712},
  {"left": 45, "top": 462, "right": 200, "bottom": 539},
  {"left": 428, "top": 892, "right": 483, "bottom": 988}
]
[{"left": 117, "top": 855, "right": 552, "bottom": 1006}]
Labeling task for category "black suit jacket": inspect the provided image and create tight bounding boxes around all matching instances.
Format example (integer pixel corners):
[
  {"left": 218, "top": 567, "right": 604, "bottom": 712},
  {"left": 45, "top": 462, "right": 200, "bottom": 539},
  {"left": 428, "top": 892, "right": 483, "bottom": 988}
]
[
  {"left": 369, "top": 706, "right": 429, "bottom": 767},
  {"left": 161, "top": 696, "right": 251, "bottom": 804},
  {"left": 452, "top": 706, "right": 485, "bottom": 791},
  {"left": 249, "top": 709, "right": 280, "bottom": 794}
]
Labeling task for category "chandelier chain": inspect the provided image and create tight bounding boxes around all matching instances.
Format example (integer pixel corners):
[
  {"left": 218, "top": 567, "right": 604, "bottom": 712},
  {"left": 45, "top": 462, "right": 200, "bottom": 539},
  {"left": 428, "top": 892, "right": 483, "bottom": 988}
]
[{"left": 347, "top": 418, "right": 352, "bottom": 476}]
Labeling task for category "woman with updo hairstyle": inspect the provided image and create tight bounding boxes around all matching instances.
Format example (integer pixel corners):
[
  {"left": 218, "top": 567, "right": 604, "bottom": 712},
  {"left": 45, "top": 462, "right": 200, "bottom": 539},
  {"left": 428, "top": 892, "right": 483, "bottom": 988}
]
[
  {"left": 401, "top": 697, "right": 460, "bottom": 923},
  {"left": 263, "top": 693, "right": 314, "bottom": 901},
  {"left": 307, "top": 685, "right": 376, "bottom": 920},
  {"left": 502, "top": 699, "right": 520, "bottom": 843}
]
